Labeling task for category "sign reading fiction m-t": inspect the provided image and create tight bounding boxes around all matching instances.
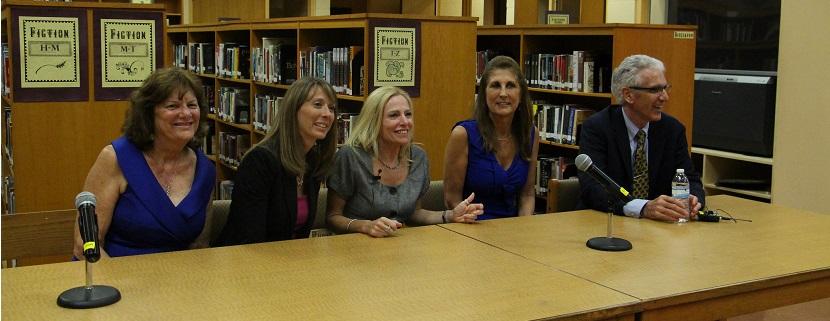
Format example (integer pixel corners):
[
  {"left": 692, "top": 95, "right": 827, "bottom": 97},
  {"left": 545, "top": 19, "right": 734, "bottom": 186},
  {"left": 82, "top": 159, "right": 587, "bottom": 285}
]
[
  {"left": 101, "top": 19, "right": 155, "bottom": 88},
  {"left": 18, "top": 16, "right": 81, "bottom": 88}
]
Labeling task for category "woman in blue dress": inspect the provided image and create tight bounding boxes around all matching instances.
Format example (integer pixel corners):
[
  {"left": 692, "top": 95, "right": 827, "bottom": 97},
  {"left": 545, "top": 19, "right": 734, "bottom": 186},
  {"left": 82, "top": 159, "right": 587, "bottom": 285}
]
[
  {"left": 444, "top": 56, "right": 539, "bottom": 220},
  {"left": 73, "top": 67, "right": 215, "bottom": 258}
]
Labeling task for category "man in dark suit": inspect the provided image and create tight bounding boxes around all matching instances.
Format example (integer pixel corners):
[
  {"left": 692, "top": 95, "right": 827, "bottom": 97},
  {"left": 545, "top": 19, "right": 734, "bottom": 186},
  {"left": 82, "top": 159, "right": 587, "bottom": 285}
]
[{"left": 578, "top": 54, "right": 704, "bottom": 222}]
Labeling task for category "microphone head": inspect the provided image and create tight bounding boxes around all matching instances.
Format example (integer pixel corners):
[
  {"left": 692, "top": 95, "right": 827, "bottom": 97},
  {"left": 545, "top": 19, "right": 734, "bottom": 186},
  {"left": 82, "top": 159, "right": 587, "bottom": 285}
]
[
  {"left": 575, "top": 154, "right": 593, "bottom": 172},
  {"left": 75, "top": 191, "right": 97, "bottom": 208}
]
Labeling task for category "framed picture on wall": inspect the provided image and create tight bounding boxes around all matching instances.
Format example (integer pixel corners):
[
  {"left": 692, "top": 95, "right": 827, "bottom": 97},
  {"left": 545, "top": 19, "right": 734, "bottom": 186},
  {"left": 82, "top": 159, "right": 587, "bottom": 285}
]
[
  {"left": 93, "top": 10, "right": 164, "bottom": 101},
  {"left": 11, "top": 7, "right": 88, "bottom": 102}
]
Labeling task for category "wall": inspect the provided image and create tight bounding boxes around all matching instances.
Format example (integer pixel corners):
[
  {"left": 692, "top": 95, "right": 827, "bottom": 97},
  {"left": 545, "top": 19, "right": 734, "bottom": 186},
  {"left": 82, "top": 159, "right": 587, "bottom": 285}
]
[
  {"left": 772, "top": 0, "right": 830, "bottom": 214},
  {"left": 605, "top": 0, "right": 636, "bottom": 23}
]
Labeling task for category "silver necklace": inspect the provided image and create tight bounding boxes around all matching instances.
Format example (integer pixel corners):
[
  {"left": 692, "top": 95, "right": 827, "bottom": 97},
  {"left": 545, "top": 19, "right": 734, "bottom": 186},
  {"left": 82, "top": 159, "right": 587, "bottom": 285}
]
[
  {"left": 377, "top": 157, "right": 400, "bottom": 170},
  {"left": 146, "top": 153, "right": 182, "bottom": 196}
]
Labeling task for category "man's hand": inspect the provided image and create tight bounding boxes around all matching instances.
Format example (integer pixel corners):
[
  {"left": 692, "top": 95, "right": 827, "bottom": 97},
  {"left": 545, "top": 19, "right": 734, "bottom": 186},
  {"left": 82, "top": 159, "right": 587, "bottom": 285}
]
[{"left": 642, "top": 195, "right": 691, "bottom": 222}]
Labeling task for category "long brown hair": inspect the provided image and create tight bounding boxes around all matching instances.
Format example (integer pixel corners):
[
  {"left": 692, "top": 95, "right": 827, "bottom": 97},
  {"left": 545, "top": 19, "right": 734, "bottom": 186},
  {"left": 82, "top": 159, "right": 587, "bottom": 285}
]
[
  {"left": 473, "top": 56, "right": 533, "bottom": 160},
  {"left": 256, "top": 77, "right": 338, "bottom": 178}
]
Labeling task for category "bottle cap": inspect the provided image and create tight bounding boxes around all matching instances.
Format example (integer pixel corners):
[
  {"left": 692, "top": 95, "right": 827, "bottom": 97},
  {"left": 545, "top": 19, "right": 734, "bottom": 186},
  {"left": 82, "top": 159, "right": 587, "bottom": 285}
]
[{"left": 677, "top": 168, "right": 685, "bottom": 174}]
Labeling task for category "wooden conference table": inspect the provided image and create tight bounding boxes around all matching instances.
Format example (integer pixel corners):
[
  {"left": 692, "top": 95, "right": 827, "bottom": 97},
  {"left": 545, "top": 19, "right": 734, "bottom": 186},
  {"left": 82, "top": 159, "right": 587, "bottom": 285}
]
[
  {"left": 442, "top": 195, "right": 830, "bottom": 320},
  {"left": 2, "top": 224, "right": 638, "bottom": 320}
]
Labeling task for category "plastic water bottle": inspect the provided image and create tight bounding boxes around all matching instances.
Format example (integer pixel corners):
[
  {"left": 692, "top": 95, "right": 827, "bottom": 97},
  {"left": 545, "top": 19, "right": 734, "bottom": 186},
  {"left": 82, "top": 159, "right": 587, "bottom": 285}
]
[{"left": 672, "top": 169, "right": 691, "bottom": 222}]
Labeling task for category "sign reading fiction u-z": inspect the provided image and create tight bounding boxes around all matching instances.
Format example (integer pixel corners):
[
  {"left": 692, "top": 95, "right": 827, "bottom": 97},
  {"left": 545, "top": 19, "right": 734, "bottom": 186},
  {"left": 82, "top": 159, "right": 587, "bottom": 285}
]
[
  {"left": 101, "top": 19, "right": 155, "bottom": 88},
  {"left": 18, "top": 16, "right": 81, "bottom": 88},
  {"left": 374, "top": 27, "right": 416, "bottom": 88}
]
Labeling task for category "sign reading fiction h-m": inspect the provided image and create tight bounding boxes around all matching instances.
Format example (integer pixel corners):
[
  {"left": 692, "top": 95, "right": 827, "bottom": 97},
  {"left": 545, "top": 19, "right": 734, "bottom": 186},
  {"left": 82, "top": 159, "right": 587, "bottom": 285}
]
[
  {"left": 101, "top": 19, "right": 155, "bottom": 88},
  {"left": 18, "top": 16, "right": 81, "bottom": 88}
]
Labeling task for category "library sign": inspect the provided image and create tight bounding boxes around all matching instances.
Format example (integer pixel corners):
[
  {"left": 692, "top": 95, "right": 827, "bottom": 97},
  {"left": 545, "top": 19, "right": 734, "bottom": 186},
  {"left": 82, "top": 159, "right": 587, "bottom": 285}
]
[
  {"left": 18, "top": 16, "right": 81, "bottom": 88},
  {"left": 100, "top": 19, "right": 155, "bottom": 88},
  {"left": 370, "top": 20, "right": 420, "bottom": 97}
]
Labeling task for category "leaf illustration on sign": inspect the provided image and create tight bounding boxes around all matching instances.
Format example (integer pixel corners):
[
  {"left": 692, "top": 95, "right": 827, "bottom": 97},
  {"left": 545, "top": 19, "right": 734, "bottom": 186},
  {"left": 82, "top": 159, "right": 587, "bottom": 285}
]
[
  {"left": 115, "top": 60, "right": 145, "bottom": 76},
  {"left": 35, "top": 60, "right": 67, "bottom": 74}
]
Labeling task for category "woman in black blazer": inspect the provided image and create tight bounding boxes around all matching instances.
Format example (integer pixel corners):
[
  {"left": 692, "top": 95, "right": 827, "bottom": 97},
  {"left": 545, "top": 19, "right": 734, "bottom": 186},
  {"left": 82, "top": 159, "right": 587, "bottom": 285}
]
[{"left": 213, "top": 77, "right": 338, "bottom": 245}]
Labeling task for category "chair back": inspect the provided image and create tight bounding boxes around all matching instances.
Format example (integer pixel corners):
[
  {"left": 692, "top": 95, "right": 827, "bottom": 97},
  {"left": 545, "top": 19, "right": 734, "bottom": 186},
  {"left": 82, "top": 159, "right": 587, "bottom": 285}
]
[
  {"left": 2, "top": 209, "right": 76, "bottom": 267},
  {"left": 210, "top": 200, "right": 232, "bottom": 244},
  {"left": 546, "top": 178, "right": 581, "bottom": 213},
  {"left": 420, "top": 180, "right": 446, "bottom": 211},
  {"left": 314, "top": 187, "right": 329, "bottom": 230}
]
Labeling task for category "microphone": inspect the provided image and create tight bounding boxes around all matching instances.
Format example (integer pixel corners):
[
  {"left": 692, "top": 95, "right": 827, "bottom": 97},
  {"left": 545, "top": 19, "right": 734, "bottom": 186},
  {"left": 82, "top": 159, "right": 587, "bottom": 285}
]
[
  {"left": 575, "top": 154, "right": 633, "bottom": 203},
  {"left": 58, "top": 191, "right": 121, "bottom": 309},
  {"left": 576, "top": 154, "right": 633, "bottom": 252},
  {"left": 75, "top": 191, "right": 100, "bottom": 263}
]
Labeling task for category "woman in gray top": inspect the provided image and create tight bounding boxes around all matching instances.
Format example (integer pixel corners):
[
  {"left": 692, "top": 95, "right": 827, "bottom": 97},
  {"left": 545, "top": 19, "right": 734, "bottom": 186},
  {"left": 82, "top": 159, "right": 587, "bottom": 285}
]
[{"left": 327, "top": 86, "right": 483, "bottom": 237}]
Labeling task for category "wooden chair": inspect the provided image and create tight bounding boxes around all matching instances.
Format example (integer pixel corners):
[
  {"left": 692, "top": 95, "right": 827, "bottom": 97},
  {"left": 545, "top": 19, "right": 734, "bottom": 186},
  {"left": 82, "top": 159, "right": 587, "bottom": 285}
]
[
  {"left": 546, "top": 178, "right": 581, "bottom": 213},
  {"left": 2, "top": 209, "right": 76, "bottom": 267}
]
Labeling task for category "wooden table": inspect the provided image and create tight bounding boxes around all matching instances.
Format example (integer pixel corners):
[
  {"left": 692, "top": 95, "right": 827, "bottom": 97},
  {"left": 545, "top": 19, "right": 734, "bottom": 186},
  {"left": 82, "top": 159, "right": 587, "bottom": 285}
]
[
  {"left": 2, "top": 225, "right": 638, "bottom": 321},
  {"left": 441, "top": 195, "right": 830, "bottom": 321}
]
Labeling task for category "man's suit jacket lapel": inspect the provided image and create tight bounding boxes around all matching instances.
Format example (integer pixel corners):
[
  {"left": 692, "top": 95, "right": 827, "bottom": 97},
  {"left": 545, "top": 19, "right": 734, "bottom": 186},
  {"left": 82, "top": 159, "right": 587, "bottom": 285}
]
[
  {"left": 611, "top": 107, "right": 633, "bottom": 183},
  {"left": 647, "top": 116, "right": 667, "bottom": 195}
]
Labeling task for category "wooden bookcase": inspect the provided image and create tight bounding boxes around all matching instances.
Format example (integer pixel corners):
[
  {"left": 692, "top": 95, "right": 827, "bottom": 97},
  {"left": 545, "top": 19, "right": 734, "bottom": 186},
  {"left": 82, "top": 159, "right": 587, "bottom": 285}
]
[
  {"left": 691, "top": 147, "right": 772, "bottom": 202},
  {"left": 1, "top": 1, "right": 167, "bottom": 213},
  {"left": 512, "top": 0, "right": 606, "bottom": 25},
  {"left": 476, "top": 24, "right": 697, "bottom": 200},
  {"left": 166, "top": 14, "right": 476, "bottom": 196}
]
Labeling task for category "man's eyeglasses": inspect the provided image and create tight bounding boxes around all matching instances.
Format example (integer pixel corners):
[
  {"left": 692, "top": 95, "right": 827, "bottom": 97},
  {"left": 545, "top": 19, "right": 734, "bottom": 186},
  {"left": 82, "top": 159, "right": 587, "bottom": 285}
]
[{"left": 629, "top": 84, "right": 671, "bottom": 94}]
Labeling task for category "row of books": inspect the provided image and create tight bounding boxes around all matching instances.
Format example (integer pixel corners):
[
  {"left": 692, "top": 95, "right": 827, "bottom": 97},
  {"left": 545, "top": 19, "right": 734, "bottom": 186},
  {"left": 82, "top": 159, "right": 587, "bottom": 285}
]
[
  {"left": 253, "top": 94, "right": 282, "bottom": 133},
  {"left": 202, "top": 84, "right": 215, "bottom": 114},
  {"left": 535, "top": 103, "right": 594, "bottom": 146},
  {"left": 3, "top": 176, "right": 14, "bottom": 214},
  {"left": 251, "top": 38, "right": 297, "bottom": 85},
  {"left": 337, "top": 113, "right": 359, "bottom": 145},
  {"left": 3, "top": 106, "right": 12, "bottom": 162},
  {"left": 182, "top": 42, "right": 215, "bottom": 74},
  {"left": 525, "top": 51, "right": 602, "bottom": 93},
  {"left": 2, "top": 43, "right": 10, "bottom": 98},
  {"left": 177, "top": 42, "right": 251, "bottom": 79},
  {"left": 217, "top": 131, "right": 251, "bottom": 168},
  {"left": 201, "top": 121, "right": 215, "bottom": 155},
  {"left": 536, "top": 156, "right": 576, "bottom": 194},
  {"left": 475, "top": 49, "right": 504, "bottom": 83},
  {"left": 299, "top": 46, "right": 364, "bottom": 96},
  {"left": 216, "top": 43, "right": 251, "bottom": 79},
  {"left": 217, "top": 87, "right": 250, "bottom": 124}
]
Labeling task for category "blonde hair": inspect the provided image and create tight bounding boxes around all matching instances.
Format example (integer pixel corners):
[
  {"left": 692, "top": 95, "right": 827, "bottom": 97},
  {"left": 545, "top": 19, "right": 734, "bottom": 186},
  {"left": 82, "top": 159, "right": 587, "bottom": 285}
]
[{"left": 347, "top": 86, "right": 413, "bottom": 162}]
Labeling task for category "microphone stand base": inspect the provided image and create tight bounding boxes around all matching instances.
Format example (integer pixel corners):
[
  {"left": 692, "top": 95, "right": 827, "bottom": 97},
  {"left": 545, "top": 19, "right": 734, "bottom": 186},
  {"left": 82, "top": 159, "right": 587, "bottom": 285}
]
[
  {"left": 57, "top": 285, "right": 121, "bottom": 309},
  {"left": 586, "top": 237, "right": 632, "bottom": 252}
]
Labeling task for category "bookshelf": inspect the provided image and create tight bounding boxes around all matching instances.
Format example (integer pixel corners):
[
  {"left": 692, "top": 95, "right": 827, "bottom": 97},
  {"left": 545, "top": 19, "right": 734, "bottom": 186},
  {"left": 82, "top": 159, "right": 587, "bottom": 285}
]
[
  {"left": 476, "top": 24, "right": 697, "bottom": 198},
  {"left": 167, "top": 14, "right": 476, "bottom": 197},
  {"left": 1, "top": 1, "right": 166, "bottom": 213},
  {"left": 692, "top": 147, "right": 772, "bottom": 201},
  {"left": 512, "top": 0, "right": 606, "bottom": 25}
]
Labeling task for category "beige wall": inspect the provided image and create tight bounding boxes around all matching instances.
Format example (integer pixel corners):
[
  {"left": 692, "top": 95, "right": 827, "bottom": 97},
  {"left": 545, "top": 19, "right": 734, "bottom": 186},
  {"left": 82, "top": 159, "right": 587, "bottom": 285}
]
[{"left": 772, "top": 0, "right": 830, "bottom": 214}]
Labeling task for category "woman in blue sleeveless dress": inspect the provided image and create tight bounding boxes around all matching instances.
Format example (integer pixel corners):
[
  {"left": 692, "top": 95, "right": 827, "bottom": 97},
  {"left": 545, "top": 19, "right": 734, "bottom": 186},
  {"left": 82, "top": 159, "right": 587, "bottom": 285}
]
[
  {"left": 73, "top": 68, "right": 215, "bottom": 259},
  {"left": 444, "top": 56, "right": 539, "bottom": 220}
]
